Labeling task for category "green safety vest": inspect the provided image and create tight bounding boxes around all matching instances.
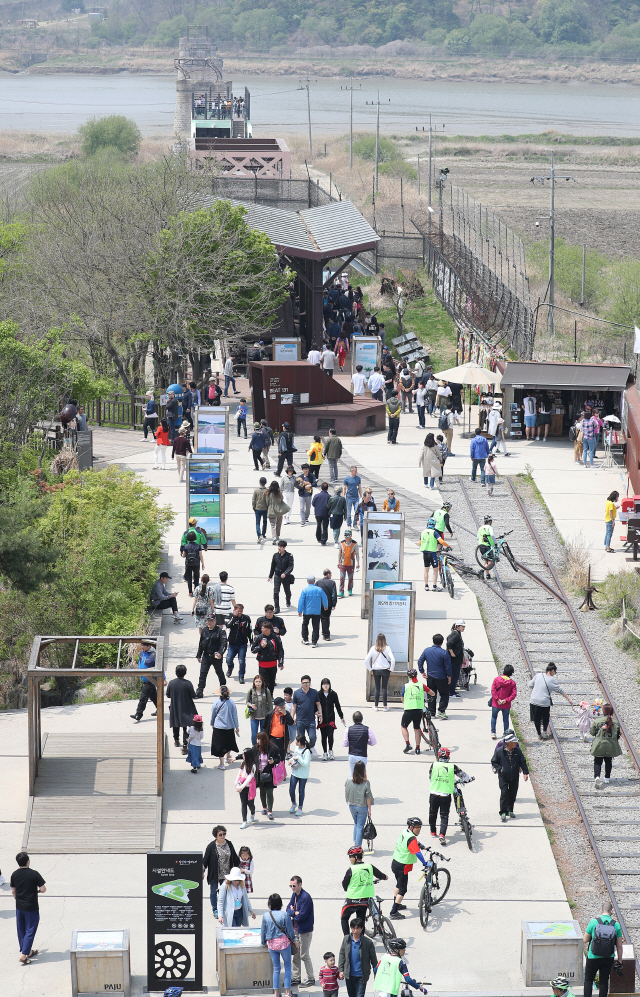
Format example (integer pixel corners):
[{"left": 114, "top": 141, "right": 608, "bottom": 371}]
[
  {"left": 430, "top": 762, "right": 455, "bottom": 796},
  {"left": 434, "top": 509, "right": 446, "bottom": 532},
  {"left": 477, "top": 525, "right": 493, "bottom": 547},
  {"left": 403, "top": 682, "right": 424, "bottom": 711},
  {"left": 346, "top": 862, "right": 375, "bottom": 900},
  {"left": 392, "top": 828, "right": 418, "bottom": 866},
  {"left": 420, "top": 528, "right": 438, "bottom": 552},
  {"left": 375, "top": 955, "right": 403, "bottom": 997},
  {"left": 182, "top": 527, "right": 207, "bottom": 547}
]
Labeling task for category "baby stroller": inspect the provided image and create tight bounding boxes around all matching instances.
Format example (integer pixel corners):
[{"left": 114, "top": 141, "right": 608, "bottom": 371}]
[{"left": 458, "top": 648, "right": 476, "bottom": 690}]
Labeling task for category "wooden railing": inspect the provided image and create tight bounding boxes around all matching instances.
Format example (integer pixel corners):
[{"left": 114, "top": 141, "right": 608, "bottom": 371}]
[{"left": 86, "top": 394, "right": 166, "bottom": 430}]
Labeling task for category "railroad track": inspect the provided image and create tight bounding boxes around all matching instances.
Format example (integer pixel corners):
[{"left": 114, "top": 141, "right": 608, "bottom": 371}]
[{"left": 439, "top": 472, "right": 640, "bottom": 972}]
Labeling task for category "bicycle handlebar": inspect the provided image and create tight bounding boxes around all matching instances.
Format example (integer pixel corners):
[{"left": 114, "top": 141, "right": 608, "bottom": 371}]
[
  {"left": 496, "top": 530, "right": 513, "bottom": 539},
  {"left": 425, "top": 848, "right": 450, "bottom": 862}
]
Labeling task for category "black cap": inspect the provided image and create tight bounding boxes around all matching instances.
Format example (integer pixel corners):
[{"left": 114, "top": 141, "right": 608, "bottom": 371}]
[
  {"left": 273, "top": 696, "right": 285, "bottom": 705},
  {"left": 160, "top": 572, "right": 171, "bottom": 578}
]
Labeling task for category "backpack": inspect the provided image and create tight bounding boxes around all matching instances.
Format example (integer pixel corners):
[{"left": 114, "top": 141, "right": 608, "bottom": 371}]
[
  {"left": 278, "top": 433, "right": 289, "bottom": 454},
  {"left": 195, "top": 587, "right": 210, "bottom": 615},
  {"left": 569, "top": 425, "right": 576, "bottom": 442},
  {"left": 184, "top": 544, "right": 200, "bottom": 568},
  {"left": 400, "top": 371, "right": 412, "bottom": 388},
  {"left": 438, "top": 410, "right": 449, "bottom": 430},
  {"left": 590, "top": 917, "right": 617, "bottom": 958}
]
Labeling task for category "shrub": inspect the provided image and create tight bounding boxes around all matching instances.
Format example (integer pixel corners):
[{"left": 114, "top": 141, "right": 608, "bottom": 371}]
[{"left": 78, "top": 115, "right": 141, "bottom": 159}]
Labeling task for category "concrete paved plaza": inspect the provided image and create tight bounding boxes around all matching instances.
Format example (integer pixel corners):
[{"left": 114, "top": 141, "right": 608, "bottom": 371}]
[{"left": 0, "top": 400, "right": 574, "bottom": 995}]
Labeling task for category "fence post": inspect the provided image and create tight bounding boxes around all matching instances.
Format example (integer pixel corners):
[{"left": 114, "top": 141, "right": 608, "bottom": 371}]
[{"left": 130, "top": 392, "right": 136, "bottom": 430}]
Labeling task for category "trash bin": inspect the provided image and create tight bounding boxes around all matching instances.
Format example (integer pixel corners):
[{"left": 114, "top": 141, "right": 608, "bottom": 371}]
[
  {"left": 520, "top": 920, "right": 584, "bottom": 987},
  {"left": 215, "top": 925, "right": 273, "bottom": 995},
  {"left": 609, "top": 943, "right": 635, "bottom": 994},
  {"left": 70, "top": 929, "right": 130, "bottom": 996}
]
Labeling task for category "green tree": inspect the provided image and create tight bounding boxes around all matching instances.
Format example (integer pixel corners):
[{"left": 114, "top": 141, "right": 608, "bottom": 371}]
[
  {"left": 536, "top": 0, "right": 592, "bottom": 43},
  {"left": 0, "top": 482, "right": 58, "bottom": 592},
  {"left": 78, "top": 115, "right": 142, "bottom": 159},
  {"left": 152, "top": 14, "right": 188, "bottom": 45},
  {"left": 605, "top": 259, "right": 640, "bottom": 327}
]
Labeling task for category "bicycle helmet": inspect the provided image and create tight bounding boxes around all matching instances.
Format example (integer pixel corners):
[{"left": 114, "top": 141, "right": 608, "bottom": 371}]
[
  {"left": 550, "top": 978, "right": 571, "bottom": 992},
  {"left": 407, "top": 817, "right": 423, "bottom": 828},
  {"left": 407, "top": 668, "right": 418, "bottom": 679},
  {"left": 442, "top": 501, "right": 452, "bottom": 510},
  {"left": 387, "top": 938, "right": 407, "bottom": 953},
  {"left": 427, "top": 517, "right": 436, "bottom": 528},
  {"left": 347, "top": 845, "right": 363, "bottom": 858},
  {"left": 437, "top": 746, "right": 451, "bottom": 760},
  {"left": 484, "top": 514, "right": 492, "bottom": 524}
]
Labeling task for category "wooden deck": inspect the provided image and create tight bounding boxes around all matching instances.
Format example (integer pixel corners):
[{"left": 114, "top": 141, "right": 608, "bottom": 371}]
[{"left": 23, "top": 732, "right": 161, "bottom": 853}]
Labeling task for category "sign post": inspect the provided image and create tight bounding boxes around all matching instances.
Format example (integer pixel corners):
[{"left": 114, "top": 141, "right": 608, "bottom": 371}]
[
  {"left": 187, "top": 455, "right": 225, "bottom": 549},
  {"left": 361, "top": 511, "right": 404, "bottom": 618},
  {"left": 366, "top": 585, "right": 415, "bottom": 702},
  {"left": 351, "top": 336, "right": 381, "bottom": 385},
  {"left": 273, "top": 338, "right": 301, "bottom": 362},
  {"left": 147, "top": 851, "right": 203, "bottom": 992}
]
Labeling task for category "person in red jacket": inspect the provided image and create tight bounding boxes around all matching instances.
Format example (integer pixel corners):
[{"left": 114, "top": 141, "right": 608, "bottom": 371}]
[{"left": 490, "top": 664, "right": 517, "bottom": 739}]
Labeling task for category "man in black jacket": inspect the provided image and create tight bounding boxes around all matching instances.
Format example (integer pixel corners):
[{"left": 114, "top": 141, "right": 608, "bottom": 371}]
[
  {"left": 316, "top": 569, "right": 337, "bottom": 642},
  {"left": 264, "top": 697, "right": 296, "bottom": 757},
  {"left": 251, "top": 621, "right": 284, "bottom": 693},
  {"left": 312, "top": 481, "right": 331, "bottom": 546},
  {"left": 166, "top": 390, "right": 179, "bottom": 441},
  {"left": 225, "top": 604, "right": 253, "bottom": 684},
  {"left": 338, "top": 918, "right": 379, "bottom": 987},
  {"left": 446, "top": 621, "right": 466, "bottom": 700},
  {"left": 268, "top": 541, "right": 295, "bottom": 612},
  {"left": 195, "top": 616, "right": 228, "bottom": 697},
  {"left": 255, "top": 605, "right": 287, "bottom": 640},
  {"left": 491, "top": 730, "right": 529, "bottom": 821},
  {"left": 276, "top": 423, "right": 296, "bottom": 477}
]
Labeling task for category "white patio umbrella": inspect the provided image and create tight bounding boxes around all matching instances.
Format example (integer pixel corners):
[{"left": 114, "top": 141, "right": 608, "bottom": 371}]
[{"left": 433, "top": 362, "right": 503, "bottom": 435}]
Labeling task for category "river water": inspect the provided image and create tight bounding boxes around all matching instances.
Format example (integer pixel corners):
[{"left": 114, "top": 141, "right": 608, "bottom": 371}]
[{"left": 1, "top": 71, "right": 639, "bottom": 137}]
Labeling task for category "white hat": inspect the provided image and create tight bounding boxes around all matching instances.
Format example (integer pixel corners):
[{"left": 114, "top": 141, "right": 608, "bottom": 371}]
[
  {"left": 455, "top": 619, "right": 466, "bottom": 627},
  {"left": 225, "top": 867, "right": 245, "bottom": 881}
]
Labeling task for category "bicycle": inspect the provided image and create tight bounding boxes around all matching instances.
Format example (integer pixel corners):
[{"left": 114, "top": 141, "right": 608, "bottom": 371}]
[
  {"left": 475, "top": 530, "right": 518, "bottom": 574},
  {"left": 363, "top": 886, "right": 396, "bottom": 952},
  {"left": 419, "top": 707, "right": 440, "bottom": 756},
  {"left": 437, "top": 548, "right": 460, "bottom": 600},
  {"left": 454, "top": 778, "right": 475, "bottom": 851},
  {"left": 418, "top": 848, "right": 451, "bottom": 930}
]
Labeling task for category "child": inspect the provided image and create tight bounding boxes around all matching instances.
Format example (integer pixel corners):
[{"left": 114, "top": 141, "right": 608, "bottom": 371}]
[
  {"left": 319, "top": 952, "right": 340, "bottom": 997},
  {"left": 283, "top": 688, "right": 294, "bottom": 713},
  {"left": 236, "top": 398, "right": 248, "bottom": 439},
  {"left": 153, "top": 418, "right": 170, "bottom": 470},
  {"left": 486, "top": 454, "right": 498, "bottom": 497},
  {"left": 575, "top": 701, "right": 592, "bottom": 741},
  {"left": 282, "top": 467, "right": 297, "bottom": 525},
  {"left": 235, "top": 748, "right": 257, "bottom": 828},
  {"left": 187, "top": 715, "right": 204, "bottom": 774},
  {"left": 238, "top": 845, "right": 254, "bottom": 893},
  {"left": 436, "top": 434, "right": 449, "bottom": 483},
  {"left": 289, "top": 733, "right": 311, "bottom": 817}
]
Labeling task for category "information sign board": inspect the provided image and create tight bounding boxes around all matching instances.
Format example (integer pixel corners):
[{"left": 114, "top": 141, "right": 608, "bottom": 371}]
[
  {"left": 361, "top": 512, "right": 404, "bottom": 617},
  {"left": 147, "top": 851, "right": 202, "bottom": 992},
  {"left": 273, "top": 338, "right": 301, "bottom": 362},
  {"left": 194, "top": 406, "right": 228, "bottom": 456},
  {"left": 187, "top": 455, "right": 225, "bottom": 549},
  {"left": 351, "top": 336, "right": 381, "bottom": 380}
]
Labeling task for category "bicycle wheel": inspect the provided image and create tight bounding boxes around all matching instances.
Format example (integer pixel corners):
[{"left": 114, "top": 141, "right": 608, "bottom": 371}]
[
  {"left": 364, "top": 912, "right": 376, "bottom": 940},
  {"left": 419, "top": 881, "right": 431, "bottom": 929},
  {"left": 446, "top": 566, "right": 455, "bottom": 600},
  {"left": 461, "top": 811, "right": 473, "bottom": 851},
  {"left": 430, "top": 865, "right": 451, "bottom": 905},
  {"left": 380, "top": 916, "right": 396, "bottom": 951},
  {"left": 475, "top": 545, "right": 495, "bottom": 571},
  {"left": 502, "top": 543, "right": 518, "bottom": 573}
]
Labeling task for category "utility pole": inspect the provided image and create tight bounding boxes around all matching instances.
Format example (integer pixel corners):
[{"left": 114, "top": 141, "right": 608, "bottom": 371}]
[
  {"left": 428, "top": 113, "right": 432, "bottom": 209},
  {"left": 299, "top": 74, "right": 315, "bottom": 156},
  {"left": 437, "top": 167, "right": 449, "bottom": 254},
  {"left": 417, "top": 153, "right": 420, "bottom": 195},
  {"left": 366, "top": 91, "right": 390, "bottom": 192},
  {"left": 531, "top": 153, "right": 576, "bottom": 337},
  {"left": 581, "top": 243, "right": 586, "bottom": 306},
  {"left": 341, "top": 77, "right": 361, "bottom": 169}
]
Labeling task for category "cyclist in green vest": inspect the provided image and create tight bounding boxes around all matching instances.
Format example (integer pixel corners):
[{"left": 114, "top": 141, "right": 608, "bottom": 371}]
[
  {"left": 428, "top": 746, "right": 474, "bottom": 846},
  {"left": 477, "top": 514, "right": 495, "bottom": 580},
  {"left": 340, "top": 845, "right": 387, "bottom": 935},
  {"left": 375, "top": 937, "right": 429, "bottom": 997},
  {"left": 389, "top": 818, "right": 427, "bottom": 920},
  {"left": 419, "top": 517, "right": 445, "bottom": 592},
  {"left": 401, "top": 669, "right": 433, "bottom": 756},
  {"left": 549, "top": 977, "right": 576, "bottom": 997},
  {"left": 433, "top": 501, "right": 454, "bottom": 539}
]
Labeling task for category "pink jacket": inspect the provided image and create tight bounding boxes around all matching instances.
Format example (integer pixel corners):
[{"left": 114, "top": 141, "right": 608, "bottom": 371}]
[{"left": 491, "top": 675, "right": 517, "bottom": 708}]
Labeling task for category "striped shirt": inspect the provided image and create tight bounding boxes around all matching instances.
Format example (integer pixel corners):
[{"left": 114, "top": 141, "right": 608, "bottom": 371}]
[
  {"left": 319, "top": 966, "right": 340, "bottom": 991},
  {"left": 215, "top": 583, "right": 235, "bottom": 614}
]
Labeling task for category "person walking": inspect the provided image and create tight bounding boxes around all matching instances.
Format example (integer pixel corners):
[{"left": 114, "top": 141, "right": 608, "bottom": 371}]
[
  {"left": 440, "top": 405, "right": 455, "bottom": 456},
  {"left": 246, "top": 675, "right": 273, "bottom": 745},
  {"left": 251, "top": 621, "right": 284, "bottom": 694},
  {"left": 352, "top": 364, "right": 367, "bottom": 397},
  {"left": 419, "top": 517, "right": 444, "bottom": 593},
  {"left": 267, "top": 480, "right": 290, "bottom": 545},
  {"left": 324, "top": 429, "right": 343, "bottom": 483},
  {"left": 141, "top": 390, "right": 158, "bottom": 441},
  {"left": 345, "top": 761, "right": 373, "bottom": 848},
  {"left": 428, "top": 746, "right": 473, "bottom": 846},
  {"left": 343, "top": 711, "right": 377, "bottom": 775},
  {"left": 249, "top": 424, "right": 266, "bottom": 471},
  {"left": 223, "top": 355, "right": 239, "bottom": 396},
  {"left": 418, "top": 634, "right": 451, "bottom": 720},
  {"left": 130, "top": 639, "right": 164, "bottom": 723},
  {"left": 269, "top": 540, "right": 295, "bottom": 613},
  {"left": 446, "top": 620, "right": 466, "bottom": 700},
  {"left": 365, "top": 634, "right": 394, "bottom": 711},
  {"left": 276, "top": 423, "right": 296, "bottom": 477},
  {"left": 297, "top": 473, "right": 314, "bottom": 528},
  {"left": 192, "top": 574, "right": 215, "bottom": 633},
  {"left": 583, "top": 899, "right": 623, "bottom": 997},
  {"left": 236, "top": 748, "right": 258, "bottom": 828},
  {"left": 386, "top": 390, "right": 401, "bottom": 444},
  {"left": 528, "top": 662, "right": 574, "bottom": 739},
  {"left": 398, "top": 364, "right": 414, "bottom": 413},
  {"left": 415, "top": 381, "right": 428, "bottom": 428},
  {"left": 226, "top": 604, "right": 253, "bottom": 684},
  {"left": 264, "top": 697, "right": 296, "bottom": 760},
  {"left": 307, "top": 435, "right": 325, "bottom": 480},
  {"left": 338, "top": 529, "right": 360, "bottom": 597},
  {"left": 298, "top": 576, "right": 328, "bottom": 648},
  {"left": 195, "top": 615, "right": 228, "bottom": 696},
  {"left": 282, "top": 467, "right": 297, "bottom": 526},
  {"left": 490, "top": 664, "right": 517, "bottom": 739},
  {"left": 354, "top": 489, "right": 376, "bottom": 539},
  {"left": 261, "top": 893, "right": 295, "bottom": 997},
  {"left": 288, "top": 734, "right": 312, "bottom": 816},
  {"left": 254, "top": 731, "right": 282, "bottom": 820},
  {"left": 328, "top": 486, "right": 347, "bottom": 547},
  {"left": 210, "top": 686, "right": 239, "bottom": 770},
  {"left": 343, "top": 467, "right": 362, "bottom": 527},
  {"left": 368, "top": 365, "right": 385, "bottom": 402},
  {"left": 470, "top": 427, "right": 490, "bottom": 485},
  {"left": 491, "top": 730, "right": 529, "bottom": 821},
  {"left": 318, "top": 677, "right": 345, "bottom": 759},
  {"left": 153, "top": 418, "right": 170, "bottom": 470},
  {"left": 317, "top": 569, "right": 337, "bottom": 641},
  {"left": 166, "top": 390, "right": 179, "bottom": 442},
  {"left": 252, "top": 476, "right": 268, "bottom": 543},
  {"left": 338, "top": 916, "right": 379, "bottom": 995},
  {"left": 236, "top": 397, "right": 248, "bottom": 438},
  {"left": 401, "top": 669, "right": 430, "bottom": 755},
  {"left": 218, "top": 867, "right": 255, "bottom": 925},
  {"left": 436, "top": 380, "right": 452, "bottom": 416},
  {"left": 488, "top": 402, "right": 508, "bottom": 456},
  {"left": 172, "top": 426, "right": 192, "bottom": 481},
  {"left": 604, "top": 491, "right": 620, "bottom": 552},
  {"left": 11, "top": 852, "right": 45, "bottom": 965},
  {"left": 166, "top": 663, "right": 197, "bottom": 752},
  {"left": 212, "top": 571, "right": 236, "bottom": 626},
  {"left": 181, "top": 530, "right": 204, "bottom": 597},
  {"left": 418, "top": 433, "right": 442, "bottom": 489},
  {"left": 203, "top": 826, "right": 240, "bottom": 916},
  {"left": 425, "top": 372, "right": 439, "bottom": 416},
  {"left": 322, "top": 347, "right": 336, "bottom": 378},
  {"left": 313, "top": 481, "right": 331, "bottom": 546},
  {"left": 287, "top": 876, "right": 315, "bottom": 985},
  {"left": 292, "top": 675, "right": 322, "bottom": 751},
  {"left": 591, "top": 704, "right": 622, "bottom": 789},
  {"left": 260, "top": 420, "right": 275, "bottom": 469},
  {"left": 149, "top": 571, "right": 184, "bottom": 624}
]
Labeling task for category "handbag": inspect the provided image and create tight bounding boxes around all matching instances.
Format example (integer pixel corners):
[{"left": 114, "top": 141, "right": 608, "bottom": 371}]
[
  {"left": 362, "top": 815, "right": 377, "bottom": 841},
  {"left": 269, "top": 911, "right": 298, "bottom": 955},
  {"left": 487, "top": 697, "right": 493, "bottom": 707},
  {"left": 244, "top": 705, "right": 251, "bottom": 719},
  {"left": 272, "top": 760, "right": 286, "bottom": 786},
  {"left": 543, "top": 675, "right": 554, "bottom": 706}
]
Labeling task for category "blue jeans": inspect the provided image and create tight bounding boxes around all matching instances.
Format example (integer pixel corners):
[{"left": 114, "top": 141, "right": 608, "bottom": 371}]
[
  {"left": 290, "top": 775, "right": 307, "bottom": 808},
  {"left": 232, "top": 907, "right": 243, "bottom": 926},
  {"left": 417, "top": 405, "right": 425, "bottom": 427},
  {"left": 491, "top": 706, "right": 511, "bottom": 734},
  {"left": 471, "top": 457, "right": 486, "bottom": 483},
  {"left": 210, "top": 879, "right": 223, "bottom": 913},
  {"left": 255, "top": 509, "right": 267, "bottom": 537},
  {"left": 250, "top": 717, "right": 266, "bottom": 744},
  {"left": 167, "top": 416, "right": 177, "bottom": 442},
  {"left": 227, "top": 643, "right": 247, "bottom": 677},
  {"left": 605, "top": 521, "right": 614, "bottom": 548},
  {"left": 16, "top": 909, "right": 39, "bottom": 956},
  {"left": 346, "top": 496, "right": 359, "bottom": 526},
  {"left": 224, "top": 374, "right": 236, "bottom": 395},
  {"left": 349, "top": 803, "right": 368, "bottom": 847},
  {"left": 424, "top": 476, "right": 435, "bottom": 488},
  {"left": 346, "top": 977, "right": 367, "bottom": 997},
  {"left": 269, "top": 944, "right": 292, "bottom": 990},
  {"left": 583, "top": 437, "right": 597, "bottom": 466},
  {"left": 297, "top": 720, "right": 317, "bottom": 749}
]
